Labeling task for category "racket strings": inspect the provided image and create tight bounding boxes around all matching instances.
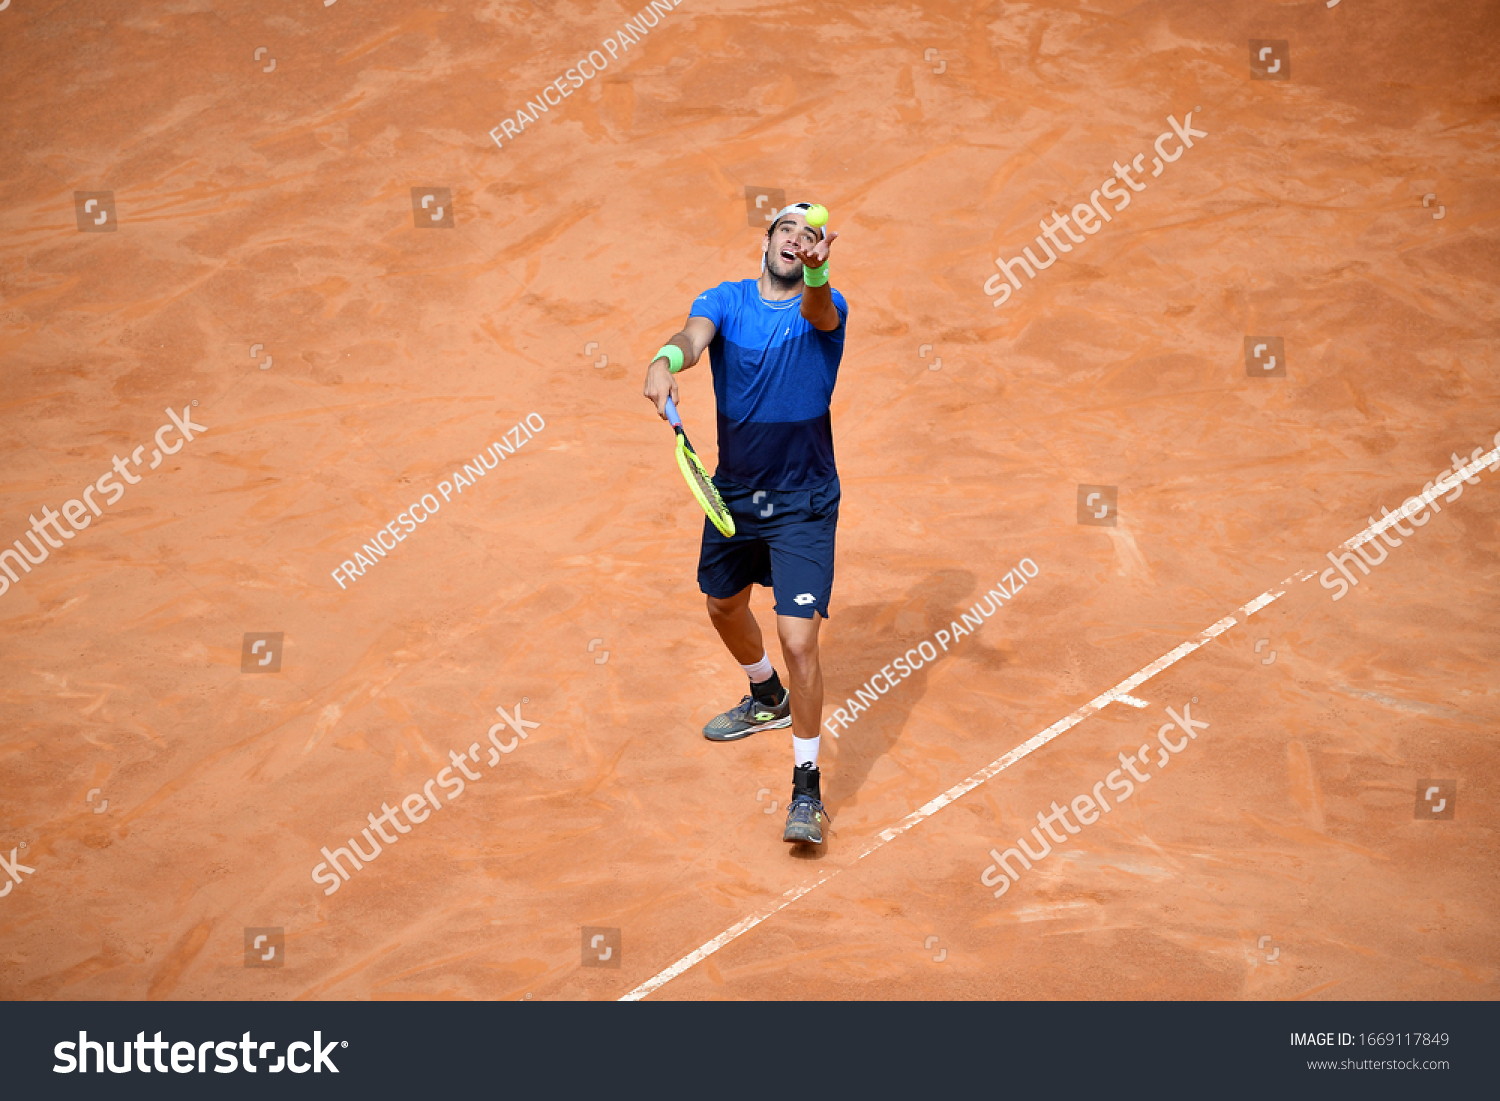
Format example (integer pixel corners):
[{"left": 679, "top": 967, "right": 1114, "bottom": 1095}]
[
  {"left": 678, "top": 445, "right": 731, "bottom": 529},
  {"left": 687, "top": 455, "right": 729, "bottom": 519},
  {"left": 672, "top": 421, "right": 734, "bottom": 535}
]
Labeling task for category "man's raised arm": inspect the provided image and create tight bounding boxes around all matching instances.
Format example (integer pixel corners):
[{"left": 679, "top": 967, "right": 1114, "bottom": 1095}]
[{"left": 794, "top": 229, "right": 840, "bottom": 332}]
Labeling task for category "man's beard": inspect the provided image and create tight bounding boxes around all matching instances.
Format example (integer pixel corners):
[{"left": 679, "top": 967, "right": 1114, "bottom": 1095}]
[{"left": 764, "top": 251, "right": 802, "bottom": 288}]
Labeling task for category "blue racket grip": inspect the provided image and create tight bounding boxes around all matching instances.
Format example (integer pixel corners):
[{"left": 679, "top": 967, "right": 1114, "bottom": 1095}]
[{"left": 663, "top": 395, "right": 683, "bottom": 428}]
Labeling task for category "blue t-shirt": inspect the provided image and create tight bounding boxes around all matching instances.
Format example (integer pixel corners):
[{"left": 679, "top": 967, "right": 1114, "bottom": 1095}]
[{"left": 689, "top": 279, "right": 849, "bottom": 491}]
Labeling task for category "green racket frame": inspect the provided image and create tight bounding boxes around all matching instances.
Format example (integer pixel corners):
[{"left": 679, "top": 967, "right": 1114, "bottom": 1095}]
[{"left": 665, "top": 396, "right": 735, "bottom": 536}]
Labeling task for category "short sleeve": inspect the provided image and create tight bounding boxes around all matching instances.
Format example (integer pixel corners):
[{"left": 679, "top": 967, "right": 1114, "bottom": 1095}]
[{"left": 690, "top": 282, "right": 732, "bottom": 329}]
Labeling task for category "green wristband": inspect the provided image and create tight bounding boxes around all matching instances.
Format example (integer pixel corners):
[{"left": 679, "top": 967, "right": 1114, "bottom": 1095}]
[
  {"left": 803, "top": 263, "right": 830, "bottom": 288},
  {"left": 655, "top": 344, "right": 685, "bottom": 373}
]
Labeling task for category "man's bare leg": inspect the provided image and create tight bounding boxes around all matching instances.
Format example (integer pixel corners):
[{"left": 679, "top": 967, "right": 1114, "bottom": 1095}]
[
  {"left": 775, "top": 613, "right": 823, "bottom": 753},
  {"left": 706, "top": 585, "right": 762, "bottom": 664},
  {"left": 777, "top": 612, "right": 827, "bottom": 844},
  {"left": 701, "top": 586, "right": 792, "bottom": 741}
]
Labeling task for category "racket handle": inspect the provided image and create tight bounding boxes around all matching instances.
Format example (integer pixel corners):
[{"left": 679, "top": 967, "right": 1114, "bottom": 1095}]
[{"left": 663, "top": 395, "right": 682, "bottom": 428}]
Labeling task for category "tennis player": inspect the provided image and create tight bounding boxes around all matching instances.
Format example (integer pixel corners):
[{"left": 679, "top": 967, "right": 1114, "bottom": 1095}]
[{"left": 642, "top": 202, "right": 847, "bottom": 845}]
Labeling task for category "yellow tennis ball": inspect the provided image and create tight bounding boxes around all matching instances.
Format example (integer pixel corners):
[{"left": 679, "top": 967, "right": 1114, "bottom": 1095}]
[{"left": 805, "top": 204, "right": 828, "bottom": 228}]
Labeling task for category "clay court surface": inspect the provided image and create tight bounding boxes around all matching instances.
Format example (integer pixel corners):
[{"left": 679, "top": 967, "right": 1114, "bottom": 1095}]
[{"left": 2, "top": 0, "right": 1497, "bottom": 1002}]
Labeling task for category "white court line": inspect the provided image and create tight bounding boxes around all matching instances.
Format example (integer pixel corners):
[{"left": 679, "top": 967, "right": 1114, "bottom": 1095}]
[
  {"left": 1341, "top": 446, "right": 1497, "bottom": 549},
  {"left": 620, "top": 444, "right": 1499, "bottom": 1001}
]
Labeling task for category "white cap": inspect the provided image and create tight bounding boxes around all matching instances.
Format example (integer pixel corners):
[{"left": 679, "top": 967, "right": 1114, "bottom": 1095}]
[
  {"left": 762, "top": 201, "right": 824, "bottom": 271},
  {"left": 768, "top": 202, "right": 824, "bottom": 238}
]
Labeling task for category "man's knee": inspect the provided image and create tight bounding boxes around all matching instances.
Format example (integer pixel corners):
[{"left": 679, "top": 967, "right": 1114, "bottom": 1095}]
[
  {"left": 778, "top": 626, "right": 820, "bottom": 670},
  {"left": 784, "top": 648, "right": 819, "bottom": 677},
  {"left": 706, "top": 589, "right": 750, "bottom": 620}
]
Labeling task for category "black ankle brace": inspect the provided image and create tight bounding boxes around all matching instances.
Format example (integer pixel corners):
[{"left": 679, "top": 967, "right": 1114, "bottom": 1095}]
[
  {"left": 792, "top": 762, "right": 821, "bottom": 802},
  {"left": 751, "top": 669, "right": 784, "bottom": 705}
]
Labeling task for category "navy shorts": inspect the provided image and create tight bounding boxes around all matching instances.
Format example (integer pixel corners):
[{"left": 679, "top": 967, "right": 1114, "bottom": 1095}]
[{"left": 698, "top": 475, "right": 840, "bottom": 618}]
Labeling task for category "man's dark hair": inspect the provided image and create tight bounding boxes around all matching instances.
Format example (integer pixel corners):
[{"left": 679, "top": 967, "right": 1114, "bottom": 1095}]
[{"left": 767, "top": 203, "right": 824, "bottom": 242}]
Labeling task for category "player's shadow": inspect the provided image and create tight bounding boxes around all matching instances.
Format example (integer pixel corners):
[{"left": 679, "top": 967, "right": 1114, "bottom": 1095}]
[{"left": 813, "top": 568, "right": 1010, "bottom": 837}]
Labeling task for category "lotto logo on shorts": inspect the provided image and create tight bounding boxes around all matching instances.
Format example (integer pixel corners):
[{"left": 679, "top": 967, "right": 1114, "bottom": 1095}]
[
  {"left": 745, "top": 186, "right": 785, "bottom": 227},
  {"left": 74, "top": 191, "right": 117, "bottom": 232},
  {"left": 411, "top": 187, "right": 454, "bottom": 229},
  {"left": 1077, "top": 485, "right": 1117, "bottom": 527},
  {"left": 1249, "top": 40, "right": 1290, "bottom": 81},
  {"left": 1245, "top": 336, "right": 1286, "bottom": 378}
]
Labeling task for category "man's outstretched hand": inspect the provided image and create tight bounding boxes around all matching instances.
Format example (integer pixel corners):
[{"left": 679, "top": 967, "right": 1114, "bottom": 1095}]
[{"left": 791, "top": 228, "right": 838, "bottom": 270}]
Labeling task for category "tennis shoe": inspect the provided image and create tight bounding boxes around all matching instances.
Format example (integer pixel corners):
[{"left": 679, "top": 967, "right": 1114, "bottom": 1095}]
[
  {"left": 702, "top": 689, "right": 792, "bottom": 741},
  {"left": 782, "top": 794, "right": 826, "bottom": 844},
  {"left": 783, "top": 763, "right": 827, "bottom": 845}
]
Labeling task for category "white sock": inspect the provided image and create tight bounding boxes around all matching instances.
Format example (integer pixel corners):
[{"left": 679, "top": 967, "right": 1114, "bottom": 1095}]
[
  {"left": 740, "top": 653, "right": 774, "bottom": 683},
  {"left": 793, "top": 735, "right": 820, "bottom": 768}
]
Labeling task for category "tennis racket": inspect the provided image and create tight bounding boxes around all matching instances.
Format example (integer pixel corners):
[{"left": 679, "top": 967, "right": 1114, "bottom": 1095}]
[{"left": 664, "top": 395, "right": 735, "bottom": 536}]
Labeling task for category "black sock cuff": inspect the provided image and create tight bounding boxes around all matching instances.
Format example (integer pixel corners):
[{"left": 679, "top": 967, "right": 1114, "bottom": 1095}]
[{"left": 751, "top": 669, "right": 784, "bottom": 703}]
